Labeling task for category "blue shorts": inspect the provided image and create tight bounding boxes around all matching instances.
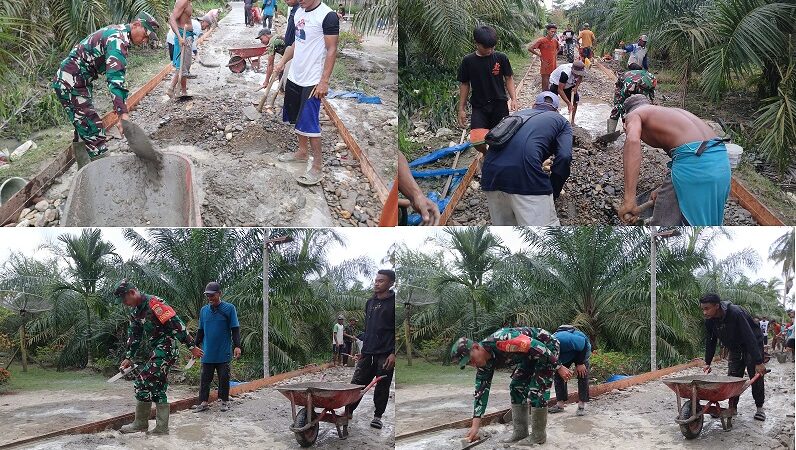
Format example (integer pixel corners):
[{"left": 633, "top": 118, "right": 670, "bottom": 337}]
[{"left": 282, "top": 79, "right": 321, "bottom": 137}]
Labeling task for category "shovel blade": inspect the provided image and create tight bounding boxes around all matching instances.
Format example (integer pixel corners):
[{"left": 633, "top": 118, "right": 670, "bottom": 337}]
[{"left": 595, "top": 131, "right": 622, "bottom": 145}]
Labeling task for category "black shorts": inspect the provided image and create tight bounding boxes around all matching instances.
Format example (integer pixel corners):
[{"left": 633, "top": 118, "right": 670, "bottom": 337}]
[
  {"left": 582, "top": 47, "right": 593, "bottom": 58},
  {"left": 549, "top": 84, "right": 579, "bottom": 104},
  {"left": 333, "top": 344, "right": 345, "bottom": 354},
  {"left": 787, "top": 338, "right": 795, "bottom": 349},
  {"left": 282, "top": 79, "right": 321, "bottom": 136},
  {"left": 168, "top": 43, "right": 174, "bottom": 61},
  {"left": 471, "top": 101, "right": 509, "bottom": 130}
]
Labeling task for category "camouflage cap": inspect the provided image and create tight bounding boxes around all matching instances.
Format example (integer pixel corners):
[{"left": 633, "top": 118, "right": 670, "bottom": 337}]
[
  {"left": 136, "top": 12, "right": 160, "bottom": 39},
  {"left": 113, "top": 279, "right": 136, "bottom": 302},
  {"left": 451, "top": 337, "right": 475, "bottom": 369}
]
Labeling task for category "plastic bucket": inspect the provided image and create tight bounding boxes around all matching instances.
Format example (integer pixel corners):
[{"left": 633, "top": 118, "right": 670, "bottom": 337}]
[
  {"left": 0, "top": 177, "right": 27, "bottom": 206},
  {"left": 725, "top": 143, "right": 743, "bottom": 169}
]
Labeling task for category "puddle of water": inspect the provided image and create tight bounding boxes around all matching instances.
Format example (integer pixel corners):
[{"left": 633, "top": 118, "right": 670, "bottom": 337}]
[{"left": 558, "top": 100, "right": 624, "bottom": 138}]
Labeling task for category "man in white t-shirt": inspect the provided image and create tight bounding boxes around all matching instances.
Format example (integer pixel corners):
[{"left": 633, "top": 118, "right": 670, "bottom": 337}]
[
  {"left": 273, "top": 0, "right": 339, "bottom": 187},
  {"left": 759, "top": 317, "right": 770, "bottom": 346},
  {"left": 332, "top": 315, "right": 345, "bottom": 366}
]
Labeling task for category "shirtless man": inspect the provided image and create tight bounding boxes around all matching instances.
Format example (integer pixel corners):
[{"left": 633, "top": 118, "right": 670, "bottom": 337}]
[
  {"left": 168, "top": 0, "right": 194, "bottom": 97},
  {"left": 618, "top": 94, "right": 731, "bottom": 226}
]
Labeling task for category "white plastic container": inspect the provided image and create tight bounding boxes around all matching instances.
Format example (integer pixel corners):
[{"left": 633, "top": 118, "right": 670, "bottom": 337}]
[
  {"left": 725, "top": 143, "right": 743, "bottom": 169},
  {"left": 614, "top": 49, "right": 625, "bottom": 61}
]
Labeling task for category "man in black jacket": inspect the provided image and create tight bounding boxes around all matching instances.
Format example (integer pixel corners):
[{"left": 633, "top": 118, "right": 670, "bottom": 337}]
[
  {"left": 700, "top": 293, "right": 767, "bottom": 420},
  {"left": 344, "top": 269, "right": 396, "bottom": 430}
]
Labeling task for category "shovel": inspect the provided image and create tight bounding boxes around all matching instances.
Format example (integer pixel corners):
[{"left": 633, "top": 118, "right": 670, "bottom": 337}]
[
  {"left": 595, "top": 130, "right": 622, "bottom": 145},
  {"left": 107, "top": 364, "right": 138, "bottom": 383}
]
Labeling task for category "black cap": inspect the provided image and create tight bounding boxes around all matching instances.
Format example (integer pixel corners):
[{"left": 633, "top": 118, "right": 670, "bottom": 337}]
[
  {"left": 204, "top": 282, "right": 222, "bottom": 294},
  {"left": 256, "top": 28, "right": 272, "bottom": 40}
]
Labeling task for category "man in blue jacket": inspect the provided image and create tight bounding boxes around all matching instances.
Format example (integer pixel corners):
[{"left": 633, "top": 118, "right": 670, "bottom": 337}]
[
  {"left": 480, "top": 91, "right": 572, "bottom": 226},
  {"left": 549, "top": 325, "right": 591, "bottom": 416},
  {"left": 700, "top": 293, "right": 767, "bottom": 421},
  {"left": 193, "top": 282, "right": 242, "bottom": 413}
]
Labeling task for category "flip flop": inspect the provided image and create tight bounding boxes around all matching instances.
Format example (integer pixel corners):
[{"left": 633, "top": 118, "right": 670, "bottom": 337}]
[
  {"left": 296, "top": 171, "right": 322, "bottom": 186},
  {"left": 370, "top": 417, "right": 383, "bottom": 429},
  {"left": 754, "top": 411, "right": 766, "bottom": 421},
  {"left": 278, "top": 152, "right": 308, "bottom": 162}
]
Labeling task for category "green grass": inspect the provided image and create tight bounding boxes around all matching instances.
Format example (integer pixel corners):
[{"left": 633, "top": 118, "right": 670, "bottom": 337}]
[
  {"left": 394, "top": 358, "right": 474, "bottom": 387},
  {"left": 2, "top": 363, "right": 109, "bottom": 392},
  {"left": 507, "top": 49, "right": 531, "bottom": 86}
]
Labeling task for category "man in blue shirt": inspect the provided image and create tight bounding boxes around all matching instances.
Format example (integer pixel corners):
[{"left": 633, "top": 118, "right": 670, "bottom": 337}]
[
  {"left": 193, "top": 282, "right": 241, "bottom": 412},
  {"left": 549, "top": 325, "right": 592, "bottom": 416},
  {"left": 481, "top": 91, "right": 572, "bottom": 225}
]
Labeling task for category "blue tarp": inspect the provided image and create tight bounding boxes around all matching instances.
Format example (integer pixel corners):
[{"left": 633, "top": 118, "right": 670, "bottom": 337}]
[
  {"left": 327, "top": 89, "right": 382, "bottom": 104},
  {"left": 411, "top": 168, "right": 469, "bottom": 178},
  {"left": 408, "top": 141, "right": 471, "bottom": 168},
  {"left": 406, "top": 175, "right": 464, "bottom": 225}
]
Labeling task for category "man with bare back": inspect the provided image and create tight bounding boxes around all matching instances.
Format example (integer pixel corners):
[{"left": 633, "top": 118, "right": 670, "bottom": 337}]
[
  {"left": 168, "top": 0, "right": 194, "bottom": 97},
  {"left": 619, "top": 94, "right": 731, "bottom": 226}
]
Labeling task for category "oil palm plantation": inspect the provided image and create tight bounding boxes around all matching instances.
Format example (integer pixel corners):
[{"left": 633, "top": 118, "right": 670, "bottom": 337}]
[{"left": 769, "top": 228, "right": 795, "bottom": 298}]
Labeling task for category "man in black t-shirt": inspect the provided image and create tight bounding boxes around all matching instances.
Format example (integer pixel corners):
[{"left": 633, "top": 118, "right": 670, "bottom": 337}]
[{"left": 457, "top": 25, "right": 518, "bottom": 149}]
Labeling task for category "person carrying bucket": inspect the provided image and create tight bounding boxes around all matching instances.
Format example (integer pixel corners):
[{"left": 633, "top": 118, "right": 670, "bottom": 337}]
[{"left": 451, "top": 327, "right": 563, "bottom": 445}]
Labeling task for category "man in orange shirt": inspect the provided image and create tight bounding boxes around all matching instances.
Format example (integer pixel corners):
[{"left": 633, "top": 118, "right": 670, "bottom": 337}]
[
  {"left": 578, "top": 23, "right": 596, "bottom": 61},
  {"left": 528, "top": 24, "right": 559, "bottom": 90}
]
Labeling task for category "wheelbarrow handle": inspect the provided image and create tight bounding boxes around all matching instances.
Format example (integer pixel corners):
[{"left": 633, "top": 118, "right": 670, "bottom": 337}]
[
  {"left": 745, "top": 368, "right": 771, "bottom": 387},
  {"left": 361, "top": 375, "right": 386, "bottom": 395}
]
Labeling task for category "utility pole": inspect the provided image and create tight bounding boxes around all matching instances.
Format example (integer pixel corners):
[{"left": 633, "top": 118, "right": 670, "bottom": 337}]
[
  {"left": 262, "top": 234, "right": 293, "bottom": 378},
  {"left": 404, "top": 292, "right": 413, "bottom": 367},
  {"left": 650, "top": 226, "right": 657, "bottom": 372}
]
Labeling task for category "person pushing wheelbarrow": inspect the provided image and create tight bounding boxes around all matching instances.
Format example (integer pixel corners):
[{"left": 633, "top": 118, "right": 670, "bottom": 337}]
[
  {"left": 700, "top": 293, "right": 767, "bottom": 421},
  {"left": 451, "top": 327, "right": 564, "bottom": 445}
]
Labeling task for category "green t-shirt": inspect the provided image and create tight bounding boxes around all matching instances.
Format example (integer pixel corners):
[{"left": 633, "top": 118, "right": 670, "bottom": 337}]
[{"left": 268, "top": 36, "right": 287, "bottom": 56}]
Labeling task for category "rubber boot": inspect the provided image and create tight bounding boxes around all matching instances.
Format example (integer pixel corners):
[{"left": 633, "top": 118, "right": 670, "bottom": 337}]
[
  {"left": 147, "top": 402, "right": 170, "bottom": 435},
  {"left": 72, "top": 141, "right": 91, "bottom": 169},
  {"left": 607, "top": 118, "right": 618, "bottom": 134},
  {"left": 119, "top": 401, "right": 151, "bottom": 433},
  {"left": 529, "top": 407, "right": 548, "bottom": 444},
  {"left": 500, "top": 403, "right": 529, "bottom": 443}
]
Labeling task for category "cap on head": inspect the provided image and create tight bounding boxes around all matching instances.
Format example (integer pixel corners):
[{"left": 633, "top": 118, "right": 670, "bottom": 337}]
[
  {"left": 534, "top": 91, "right": 559, "bottom": 109},
  {"left": 257, "top": 28, "right": 272, "bottom": 40},
  {"left": 639, "top": 34, "right": 648, "bottom": 42},
  {"left": 571, "top": 60, "right": 587, "bottom": 76},
  {"left": 451, "top": 337, "right": 475, "bottom": 369},
  {"left": 699, "top": 293, "right": 722, "bottom": 304},
  {"left": 114, "top": 279, "right": 136, "bottom": 302},
  {"left": 136, "top": 12, "right": 160, "bottom": 40},
  {"left": 583, "top": 22, "right": 590, "bottom": 28},
  {"left": 204, "top": 281, "right": 222, "bottom": 295},
  {"left": 623, "top": 94, "right": 650, "bottom": 114}
]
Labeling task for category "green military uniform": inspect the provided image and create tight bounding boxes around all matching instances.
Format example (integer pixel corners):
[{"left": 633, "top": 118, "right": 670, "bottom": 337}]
[
  {"left": 456, "top": 327, "right": 560, "bottom": 417},
  {"left": 51, "top": 13, "right": 158, "bottom": 158},
  {"left": 125, "top": 293, "right": 195, "bottom": 403},
  {"left": 267, "top": 36, "right": 287, "bottom": 56},
  {"left": 610, "top": 69, "right": 656, "bottom": 121}
]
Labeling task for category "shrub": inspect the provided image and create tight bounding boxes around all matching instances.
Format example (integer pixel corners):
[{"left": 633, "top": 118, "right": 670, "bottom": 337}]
[
  {"left": 34, "top": 343, "right": 63, "bottom": 368},
  {"left": 589, "top": 351, "right": 646, "bottom": 382},
  {"left": 91, "top": 356, "right": 119, "bottom": 377},
  {"left": 338, "top": 31, "right": 363, "bottom": 50}
]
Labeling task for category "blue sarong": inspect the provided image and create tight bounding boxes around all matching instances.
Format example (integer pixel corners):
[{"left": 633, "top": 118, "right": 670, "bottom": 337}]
[
  {"left": 172, "top": 28, "right": 195, "bottom": 70},
  {"left": 668, "top": 138, "right": 731, "bottom": 225}
]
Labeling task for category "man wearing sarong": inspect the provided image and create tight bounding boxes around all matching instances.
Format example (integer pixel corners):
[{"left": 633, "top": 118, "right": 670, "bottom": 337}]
[
  {"left": 167, "top": 0, "right": 195, "bottom": 97},
  {"left": 618, "top": 94, "right": 731, "bottom": 225}
]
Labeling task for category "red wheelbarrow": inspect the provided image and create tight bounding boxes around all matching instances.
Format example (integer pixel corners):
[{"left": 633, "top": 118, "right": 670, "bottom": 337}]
[
  {"left": 662, "top": 371, "right": 765, "bottom": 439},
  {"left": 276, "top": 376, "right": 384, "bottom": 447},
  {"left": 227, "top": 46, "right": 267, "bottom": 73}
]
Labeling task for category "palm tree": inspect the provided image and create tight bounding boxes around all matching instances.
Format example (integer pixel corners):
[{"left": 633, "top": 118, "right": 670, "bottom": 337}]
[
  {"left": 45, "top": 229, "right": 121, "bottom": 367},
  {"left": 769, "top": 228, "right": 795, "bottom": 298}
]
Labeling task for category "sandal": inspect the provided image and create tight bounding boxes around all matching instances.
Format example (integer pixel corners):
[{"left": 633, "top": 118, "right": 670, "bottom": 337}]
[
  {"left": 548, "top": 405, "right": 565, "bottom": 413},
  {"left": 370, "top": 417, "right": 383, "bottom": 429},
  {"left": 754, "top": 410, "right": 766, "bottom": 421},
  {"left": 296, "top": 170, "right": 322, "bottom": 186},
  {"left": 220, "top": 402, "right": 229, "bottom": 412},
  {"left": 278, "top": 152, "right": 308, "bottom": 162},
  {"left": 192, "top": 403, "right": 210, "bottom": 412},
  {"left": 576, "top": 407, "right": 586, "bottom": 416}
]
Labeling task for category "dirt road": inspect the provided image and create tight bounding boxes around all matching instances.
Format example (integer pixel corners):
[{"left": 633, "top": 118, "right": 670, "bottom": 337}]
[
  {"left": 39, "top": 2, "right": 391, "bottom": 227},
  {"left": 21, "top": 365, "right": 394, "bottom": 449},
  {"left": 396, "top": 360, "right": 795, "bottom": 449},
  {"left": 446, "top": 54, "right": 758, "bottom": 226}
]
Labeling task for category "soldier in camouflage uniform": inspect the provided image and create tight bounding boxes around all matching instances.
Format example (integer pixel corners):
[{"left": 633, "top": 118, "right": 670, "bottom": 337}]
[
  {"left": 51, "top": 12, "right": 160, "bottom": 160},
  {"left": 115, "top": 280, "right": 203, "bottom": 435},
  {"left": 607, "top": 63, "right": 657, "bottom": 134},
  {"left": 452, "top": 327, "right": 567, "bottom": 445}
]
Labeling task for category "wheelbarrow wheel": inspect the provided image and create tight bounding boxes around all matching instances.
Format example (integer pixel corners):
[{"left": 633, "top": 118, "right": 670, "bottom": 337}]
[
  {"left": 294, "top": 407, "right": 319, "bottom": 447},
  {"left": 678, "top": 400, "right": 704, "bottom": 439},
  {"left": 228, "top": 55, "right": 246, "bottom": 73}
]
